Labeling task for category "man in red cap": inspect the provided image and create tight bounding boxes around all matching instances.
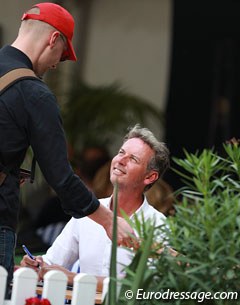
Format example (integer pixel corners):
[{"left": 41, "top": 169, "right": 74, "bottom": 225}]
[{"left": 0, "top": 3, "right": 134, "bottom": 297}]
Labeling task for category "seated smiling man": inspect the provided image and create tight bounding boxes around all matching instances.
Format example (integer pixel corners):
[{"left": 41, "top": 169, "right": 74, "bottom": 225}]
[{"left": 20, "top": 124, "right": 170, "bottom": 290}]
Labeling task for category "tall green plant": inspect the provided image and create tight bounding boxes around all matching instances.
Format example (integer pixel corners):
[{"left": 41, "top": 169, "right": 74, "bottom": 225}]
[
  {"left": 104, "top": 205, "right": 165, "bottom": 305},
  {"left": 144, "top": 141, "right": 240, "bottom": 304},
  {"left": 108, "top": 183, "right": 118, "bottom": 304},
  {"left": 116, "top": 215, "right": 157, "bottom": 305}
]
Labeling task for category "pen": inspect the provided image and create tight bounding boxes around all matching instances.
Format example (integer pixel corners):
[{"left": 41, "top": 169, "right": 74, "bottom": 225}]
[
  {"left": 22, "top": 244, "right": 35, "bottom": 260},
  {"left": 22, "top": 244, "right": 41, "bottom": 269},
  {"left": 22, "top": 245, "right": 41, "bottom": 269}
]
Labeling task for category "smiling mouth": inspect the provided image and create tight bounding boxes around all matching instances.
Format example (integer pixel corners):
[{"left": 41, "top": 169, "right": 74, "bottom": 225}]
[{"left": 113, "top": 167, "right": 125, "bottom": 175}]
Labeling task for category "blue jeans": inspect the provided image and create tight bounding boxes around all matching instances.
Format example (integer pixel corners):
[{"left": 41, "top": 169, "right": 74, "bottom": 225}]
[{"left": 0, "top": 226, "right": 16, "bottom": 299}]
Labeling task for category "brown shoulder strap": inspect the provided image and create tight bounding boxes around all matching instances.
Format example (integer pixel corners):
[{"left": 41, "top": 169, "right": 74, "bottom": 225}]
[
  {"left": 0, "top": 68, "right": 37, "bottom": 92},
  {"left": 0, "top": 68, "right": 38, "bottom": 184}
]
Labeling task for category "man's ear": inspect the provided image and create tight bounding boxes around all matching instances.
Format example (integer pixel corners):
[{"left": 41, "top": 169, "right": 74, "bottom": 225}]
[
  {"left": 144, "top": 171, "right": 159, "bottom": 187},
  {"left": 49, "top": 31, "right": 60, "bottom": 49}
]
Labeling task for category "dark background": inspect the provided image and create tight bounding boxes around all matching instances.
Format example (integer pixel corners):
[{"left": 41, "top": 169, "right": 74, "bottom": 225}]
[{"left": 165, "top": 0, "right": 240, "bottom": 190}]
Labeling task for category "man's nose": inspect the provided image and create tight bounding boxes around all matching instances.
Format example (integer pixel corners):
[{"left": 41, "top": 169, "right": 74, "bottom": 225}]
[{"left": 118, "top": 155, "right": 128, "bottom": 165}]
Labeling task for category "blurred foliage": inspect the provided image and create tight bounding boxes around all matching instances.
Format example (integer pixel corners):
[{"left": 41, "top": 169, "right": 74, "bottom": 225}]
[{"left": 62, "top": 82, "right": 164, "bottom": 151}]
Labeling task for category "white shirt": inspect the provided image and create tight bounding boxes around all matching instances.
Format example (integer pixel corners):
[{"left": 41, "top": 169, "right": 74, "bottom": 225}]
[{"left": 42, "top": 196, "right": 166, "bottom": 277}]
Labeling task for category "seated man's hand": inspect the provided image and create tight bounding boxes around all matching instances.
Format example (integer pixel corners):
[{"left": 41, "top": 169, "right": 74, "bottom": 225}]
[
  {"left": 38, "top": 264, "right": 75, "bottom": 285},
  {"left": 20, "top": 255, "right": 44, "bottom": 272},
  {"left": 38, "top": 264, "right": 106, "bottom": 293}
]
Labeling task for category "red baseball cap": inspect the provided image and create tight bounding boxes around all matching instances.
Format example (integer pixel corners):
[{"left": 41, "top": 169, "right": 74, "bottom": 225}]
[{"left": 21, "top": 2, "right": 77, "bottom": 61}]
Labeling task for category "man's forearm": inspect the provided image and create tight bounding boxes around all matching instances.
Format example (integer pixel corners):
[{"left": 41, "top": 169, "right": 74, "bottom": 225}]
[{"left": 88, "top": 203, "right": 113, "bottom": 230}]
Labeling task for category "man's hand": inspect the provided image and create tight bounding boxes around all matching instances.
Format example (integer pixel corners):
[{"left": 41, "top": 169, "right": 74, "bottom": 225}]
[
  {"left": 115, "top": 216, "right": 139, "bottom": 249},
  {"left": 38, "top": 264, "right": 106, "bottom": 292},
  {"left": 20, "top": 254, "right": 44, "bottom": 272},
  {"left": 88, "top": 203, "right": 138, "bottom": 249},
  {"left": 38, "top": 264, "right": 75, "bottom": 284}
]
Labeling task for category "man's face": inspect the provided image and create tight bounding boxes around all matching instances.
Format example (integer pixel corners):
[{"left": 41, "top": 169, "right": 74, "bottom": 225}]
[{"left": 110, "top": 138, "right": 156, "bottom": 190}]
